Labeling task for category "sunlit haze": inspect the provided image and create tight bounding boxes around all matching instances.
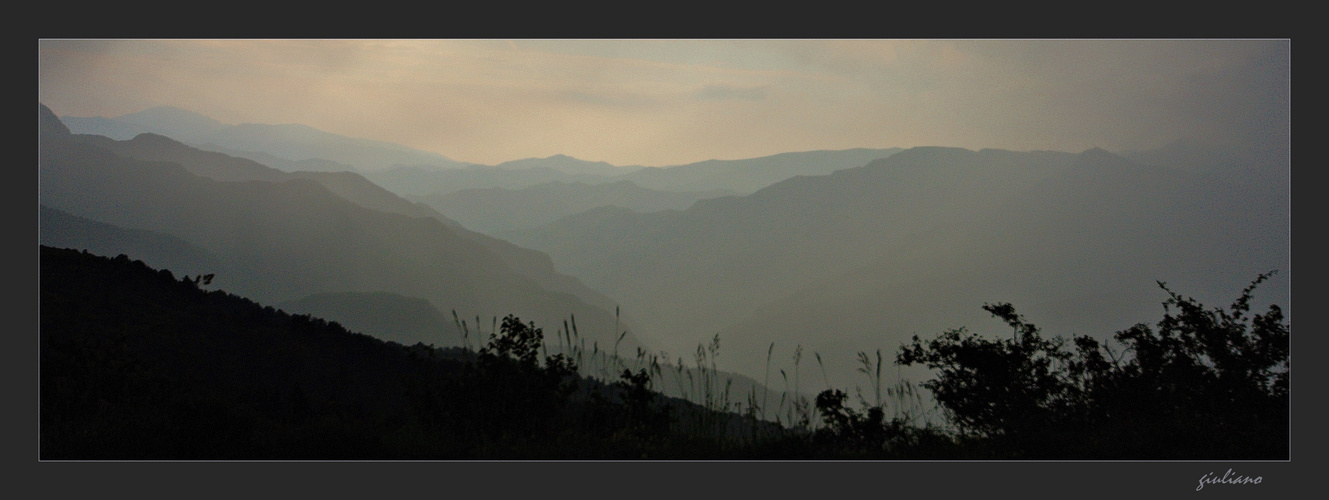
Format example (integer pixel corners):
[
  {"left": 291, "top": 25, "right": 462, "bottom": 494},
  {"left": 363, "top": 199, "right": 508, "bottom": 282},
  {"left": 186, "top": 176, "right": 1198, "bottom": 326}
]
[{"left": 37, "top": 39, "right": 1289, "bottom": 166}]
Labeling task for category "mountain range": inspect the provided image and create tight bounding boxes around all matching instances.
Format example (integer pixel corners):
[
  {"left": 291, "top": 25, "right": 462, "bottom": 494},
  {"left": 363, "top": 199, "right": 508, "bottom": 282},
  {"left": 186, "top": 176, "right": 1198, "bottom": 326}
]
[
  {"left": 359, "top": 148, "right": 903, "bottom": 200},
  {"left": 39, "top": 103, "right": 643, "bottom": 357},
  {"left": 59, "top": 106, "right": 905, "bottom": 244},
  {"left": 59, "top": 106, "right": 471, "bottom": 171},
  {"left": 504, "top": 146, "right": 1290, "bottom": 387},
  {"left": 44, "top": 102, "right": 1290, "bottom": 397}
]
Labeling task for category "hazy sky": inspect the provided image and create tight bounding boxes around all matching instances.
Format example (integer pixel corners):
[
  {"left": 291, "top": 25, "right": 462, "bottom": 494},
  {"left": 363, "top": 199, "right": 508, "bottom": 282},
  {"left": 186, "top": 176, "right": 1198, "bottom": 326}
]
[{"left": 38, "top": 39, "right": 1290, "bottom": 167}]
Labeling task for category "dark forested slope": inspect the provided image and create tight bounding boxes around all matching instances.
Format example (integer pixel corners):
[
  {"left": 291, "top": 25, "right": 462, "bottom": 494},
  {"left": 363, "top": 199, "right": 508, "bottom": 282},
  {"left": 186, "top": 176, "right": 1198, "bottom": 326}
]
[
  {"left": 40, "top": 245, "right": 469, "bottom": 459},
  {"left": 38, "top": 246, "right": 790, "bottom": 460}
]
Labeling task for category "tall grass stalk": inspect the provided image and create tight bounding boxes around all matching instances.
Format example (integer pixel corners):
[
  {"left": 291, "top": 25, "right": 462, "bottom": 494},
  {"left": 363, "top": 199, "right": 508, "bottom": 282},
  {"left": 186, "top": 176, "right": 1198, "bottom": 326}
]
[
  {"left": 612, "top": 306, "right": 627, "bottom": 374},
  {"left": 855, "top": 349, "right": 884, "bottom": 408},
  {"left": 675, "top": 358, "right": 689, "bottom": 402},
  {"left": 778, "top": 368, "right": 789, "bottom": 427},
  {"left": 450, "top": 310, "right": 470, "bottom": 351},
  {"left": 816, "top": 352, "right": 829, "bottom": 392},
  {"left": 762, "top": 342, "right": 774, "bottom": 423}
]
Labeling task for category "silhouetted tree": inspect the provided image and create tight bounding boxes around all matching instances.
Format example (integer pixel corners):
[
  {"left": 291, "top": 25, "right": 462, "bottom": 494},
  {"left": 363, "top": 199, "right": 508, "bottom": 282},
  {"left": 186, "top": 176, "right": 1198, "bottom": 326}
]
[
  {"left": 897, "top": 272, "right": 1289, "bottom": 459},
  {"left": 460, "top": 315, "right": 580, "bottom": 445}
]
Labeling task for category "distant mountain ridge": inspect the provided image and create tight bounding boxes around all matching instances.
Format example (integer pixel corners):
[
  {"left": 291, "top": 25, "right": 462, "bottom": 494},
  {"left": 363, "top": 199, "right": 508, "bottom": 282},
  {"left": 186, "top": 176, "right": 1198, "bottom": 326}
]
[
  {"left": 59, "top": 106, "right": 902, "bottom": 205},
  {"left": 412, "top": 180, "right": 736, "bottom": 235},
  {"left": 365, "top": 148, "right": 903, "bottom": 199},
  {"left": 71, "top": 130, "right": 456, "bottom": 226},
  {"left": 492, "top": 154, "right": 644, "bottom": 177},
  {"left": 365, "top": 163, "right": 620, "bottom": 197},
  {"left": 57, "top": 105, "right": 227, "bottom": 142},
  {"left": 619, "top": 147, "right": 904, "bottom": 194},
  {"left": 60, "top": 106, "right": 471, "bottom": 171}
]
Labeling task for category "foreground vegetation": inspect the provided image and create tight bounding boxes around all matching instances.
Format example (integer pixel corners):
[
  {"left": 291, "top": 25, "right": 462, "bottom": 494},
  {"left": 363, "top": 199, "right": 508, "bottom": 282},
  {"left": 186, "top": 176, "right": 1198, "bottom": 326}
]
[{"left": 40, "top": 246, "right": 1288, "bottom": 459}]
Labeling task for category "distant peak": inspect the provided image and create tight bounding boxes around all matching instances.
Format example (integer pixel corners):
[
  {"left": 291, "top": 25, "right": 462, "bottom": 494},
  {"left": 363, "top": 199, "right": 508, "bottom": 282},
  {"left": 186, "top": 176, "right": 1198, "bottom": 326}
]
[
  {"left": 886, "top": 146, "right": 978, "bottom": 164},
  {"left": 129, "top": 132, "right": 183, "bottom": 145},
  {"left": 1074, "top": 147, "right": 1141, "bottom": 170}
]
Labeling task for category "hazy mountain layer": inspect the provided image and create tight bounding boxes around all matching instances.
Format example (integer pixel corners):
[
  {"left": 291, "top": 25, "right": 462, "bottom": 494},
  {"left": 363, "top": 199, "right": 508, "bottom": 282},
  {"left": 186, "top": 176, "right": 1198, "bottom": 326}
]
[
  {"left": 366, "top": 148, "right": 902, "bottom": 200},
  {"left": 199, "top": 147, "right": 360, "bottom": 173},
  {"left": 492, "top": 154, "right": 643, "bottom": 177},
  {"left": 511, "top": 148, "right": 1075, "bottom": 348},
  {"left": 40, "top": 103, "right": 643, "bottom": 354},
  {"left": 58, "top": 120, "right": 627, "bottom": 327},
  {"left": 724, "top": 148, "right": 1288, "bottom": 386},
  {"left": 365, "top": 164, "right": 617, "bottom": 197},
  {"left": 619, "top": 148, "right": 903, "bottom": 194},
  {"left": 58, "top": 105, "right": 226, "bottom": 141},
  {"left": 76, "top": 130, "right": 461, "bottom": 226},
  {"left": 61, "top": 106, "right": 469, "bottom": 171},
  {"left": 60, "top": 107, "right": 900, "bottom": 206},
  {"left": 46, "top": 103, "right": 1289, "bottom": 402},
  {"left": 508, "top": 146, "right": 1290, "bottom": 388},
  {"left": 39, "top": 205, "right": 224, "bottom": 280},
  {"left": 414, "top": 180, "right": 735, "bottom": 235}
]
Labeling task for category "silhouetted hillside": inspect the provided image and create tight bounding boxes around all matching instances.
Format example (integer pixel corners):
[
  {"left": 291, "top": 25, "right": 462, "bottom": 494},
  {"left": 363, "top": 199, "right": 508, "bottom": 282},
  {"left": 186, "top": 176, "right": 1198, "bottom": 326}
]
[
  {"left": 40, "top": 245, "right": 468, "bottom": 458},
  {"left": 42, "top": 243, "right": 1283, "bottom": 460},
  {"left": 39, "top": 246, "right": 798, "bottom": 459}
]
